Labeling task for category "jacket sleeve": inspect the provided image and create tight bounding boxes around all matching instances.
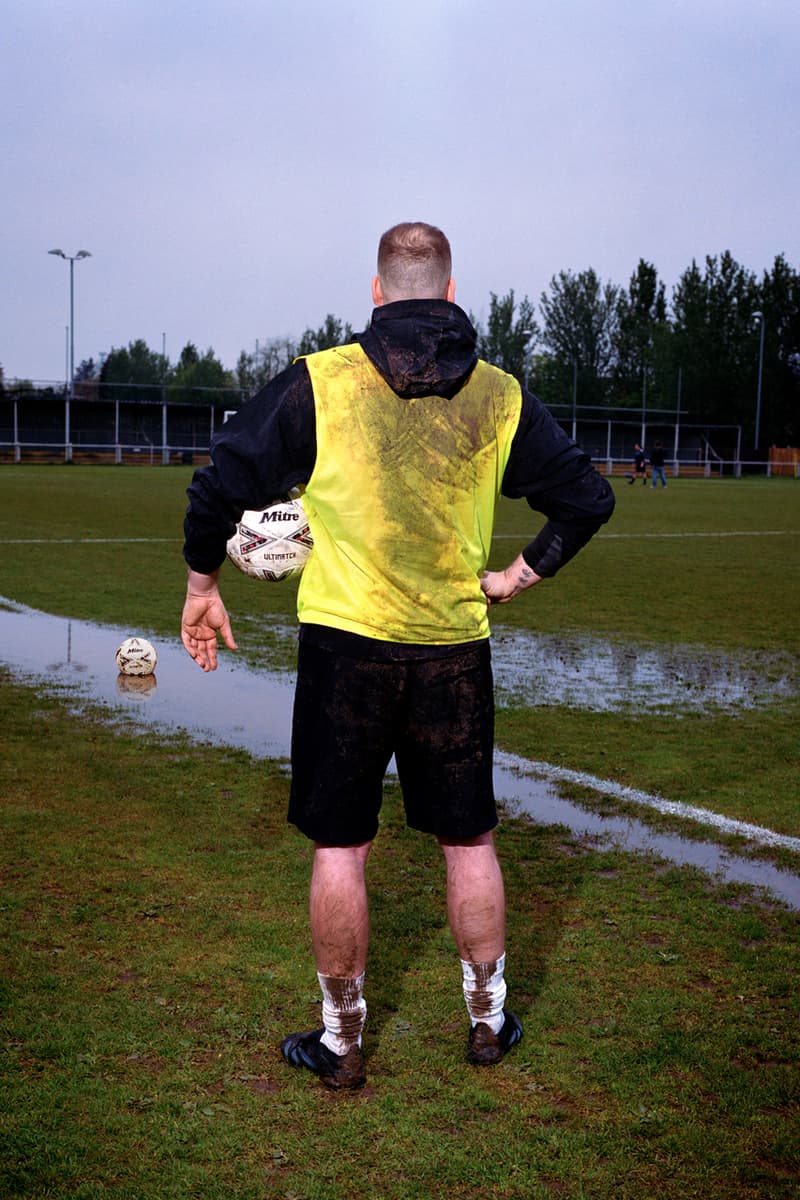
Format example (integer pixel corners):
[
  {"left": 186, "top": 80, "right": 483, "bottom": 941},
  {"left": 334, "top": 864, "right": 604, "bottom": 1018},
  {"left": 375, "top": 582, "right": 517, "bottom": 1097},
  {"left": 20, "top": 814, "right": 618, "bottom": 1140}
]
[
  {"left": 501, "top": 388, "right": 615, "bottom": 577},
  {"left": 183, "top": 359, "right": 317, "bottom": 574}
]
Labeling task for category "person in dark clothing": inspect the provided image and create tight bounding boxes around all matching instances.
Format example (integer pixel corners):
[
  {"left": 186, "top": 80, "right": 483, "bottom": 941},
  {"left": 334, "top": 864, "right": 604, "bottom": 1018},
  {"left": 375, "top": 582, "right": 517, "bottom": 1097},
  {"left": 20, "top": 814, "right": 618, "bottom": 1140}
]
[
  {"left": 181, "top": 222, "right": 615, "bottom": 1090},
  {"left": 629, "top": 443, "right": 647, "bottom": 484},
  {"left": 650, "top": 440, "right": 667, "bottom": 488}
]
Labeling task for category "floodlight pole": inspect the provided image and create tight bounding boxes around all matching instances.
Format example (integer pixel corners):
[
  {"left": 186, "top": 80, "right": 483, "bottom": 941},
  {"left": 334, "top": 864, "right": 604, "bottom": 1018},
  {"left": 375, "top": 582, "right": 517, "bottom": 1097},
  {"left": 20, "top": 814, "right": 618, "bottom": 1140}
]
[
  {"left": 673, "top": 366, "right": 682, "bottom": 470},
  {"left": 520, "top": 328, "right": 534, "bottom": 391},
  {"left": 48, "top": 248, "right": 92, "bottom": 461},
  {"left": 753, "top": 311, "right": 765, "bottom": 450}
]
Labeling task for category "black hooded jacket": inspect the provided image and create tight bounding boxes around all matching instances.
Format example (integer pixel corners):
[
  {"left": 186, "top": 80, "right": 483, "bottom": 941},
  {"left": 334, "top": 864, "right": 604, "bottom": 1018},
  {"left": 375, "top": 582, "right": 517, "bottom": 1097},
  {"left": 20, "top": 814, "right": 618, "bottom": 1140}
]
[{"left": 183, "top": 300, "right": 614, "bottom": 582}]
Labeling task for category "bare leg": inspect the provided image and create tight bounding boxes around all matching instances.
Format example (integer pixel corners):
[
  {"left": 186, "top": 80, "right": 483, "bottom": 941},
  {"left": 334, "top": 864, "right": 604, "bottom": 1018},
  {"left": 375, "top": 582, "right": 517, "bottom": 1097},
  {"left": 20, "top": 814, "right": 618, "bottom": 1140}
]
[
  {"left": 280, "top": 841, "right": 372, "bottom": 1086},
  {"left": 439, "top": 831, "right": 521, "bottom": 1059},
  {"left": 309, "top": 841, "right": 372, "bottom": 977},
  {"left": 438, "top": 831, "right": 505, "bottom": 962}
]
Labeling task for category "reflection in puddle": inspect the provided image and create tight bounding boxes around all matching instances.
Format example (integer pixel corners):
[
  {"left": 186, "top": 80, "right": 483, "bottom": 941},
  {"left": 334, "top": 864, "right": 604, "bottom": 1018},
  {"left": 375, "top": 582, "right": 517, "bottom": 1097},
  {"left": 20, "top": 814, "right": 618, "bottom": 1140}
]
[
  {"left": 491, "top": 628, "right": 800, "bottom": 713},
  {"left": 0, "top": 598, "right": 295, "bottom": 759},
  {"left": 116, "top": 673, "right": 159, "bottom": 697},
  {"left": 1, "top": 597, "right": 798, "bottom": 910},
  {"left": 230, "top": 615, "right": 800, "bottom": 714}
]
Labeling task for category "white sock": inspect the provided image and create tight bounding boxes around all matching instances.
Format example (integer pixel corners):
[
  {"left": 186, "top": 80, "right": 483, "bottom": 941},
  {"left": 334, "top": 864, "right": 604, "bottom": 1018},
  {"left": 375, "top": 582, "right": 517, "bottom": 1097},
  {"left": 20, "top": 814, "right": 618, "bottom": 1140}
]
[
  {"left": 461, "top": 953, "right": 507, "bottom": 1034},
  {"left": 317, "top": 972, "right": 367, "bottom": 1056}
]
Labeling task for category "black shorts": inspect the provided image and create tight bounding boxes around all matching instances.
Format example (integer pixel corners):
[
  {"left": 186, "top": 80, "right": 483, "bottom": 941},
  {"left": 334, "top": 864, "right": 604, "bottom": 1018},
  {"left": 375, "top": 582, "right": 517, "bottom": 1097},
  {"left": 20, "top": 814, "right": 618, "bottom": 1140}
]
[{"left": 288, "top": 634, "right": 497, "bottom": 845}]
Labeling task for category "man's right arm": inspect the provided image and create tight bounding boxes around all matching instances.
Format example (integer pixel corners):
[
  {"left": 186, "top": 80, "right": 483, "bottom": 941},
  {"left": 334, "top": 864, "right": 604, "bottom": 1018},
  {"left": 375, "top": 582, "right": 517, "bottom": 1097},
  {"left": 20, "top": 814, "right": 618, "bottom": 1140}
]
[
  {"left": 181, "top": 360, "right": 317, "bottom": 667},
  {"left": 183, "top": 359, "right": 317, "bottom": 576},
  {"left": 181, "top": 568, "right": 238, "bottom": 672}
]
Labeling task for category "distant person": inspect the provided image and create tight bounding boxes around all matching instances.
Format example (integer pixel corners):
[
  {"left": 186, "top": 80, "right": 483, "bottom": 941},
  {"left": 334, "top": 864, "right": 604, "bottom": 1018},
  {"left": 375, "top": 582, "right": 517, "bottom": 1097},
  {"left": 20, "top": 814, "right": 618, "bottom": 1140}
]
[
  {"left": 180, "top": 221, "right": 615, "bottom": 1090},
  {"left": 650, "top": 441, "right": 667, "bottom": 488},
  {"left": 628, "top": 443, "right": 647, "bottom": 485}
]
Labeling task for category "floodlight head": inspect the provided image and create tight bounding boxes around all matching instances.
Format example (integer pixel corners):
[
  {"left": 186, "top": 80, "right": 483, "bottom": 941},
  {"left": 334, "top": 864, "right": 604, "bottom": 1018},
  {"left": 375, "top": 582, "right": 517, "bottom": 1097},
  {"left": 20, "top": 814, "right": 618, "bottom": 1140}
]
[
  {"left": 76, "top": 250, "right": 92, "bottom": 260},
  {"left": 753, "top": 310, "right": 763, "bottom": 320},
  {"left": 48, "top": 248, "right": 66, "bottom": 258}
]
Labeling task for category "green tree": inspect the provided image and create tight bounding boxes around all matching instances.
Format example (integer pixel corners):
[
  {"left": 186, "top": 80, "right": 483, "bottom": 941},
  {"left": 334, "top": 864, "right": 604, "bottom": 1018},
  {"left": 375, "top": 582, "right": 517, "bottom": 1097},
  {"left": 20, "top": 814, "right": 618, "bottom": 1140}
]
[
  {"left": 539, "top": 268, "right": 620, "bottom": 407},
  {"left": 235, "top": 349, "right": 258, "bottom": 395},
  {"left": 473, "top": 291, "right": 538, "bottom": 385},
  {"left": 756, "top": 254, "right": 800, "bottom": 445},
  {"left": 74, "top": 358, "right": 98, "bottom": 381},
  {"left": 168, "top": 344, "right": 235, "bottom": 405},
  {"left": 237, "top": 337, "right": 299, "bottom": 396},
  {"left": 612, "top": 260, "right": 668, "bottom": 408},
  {"left": 236, "top": 314, "right": 355, "bottom": 398},
  {"left": 670, "top": 252, "right": 760, "bottom": 438},
  {"left": 297, "top": 314, "right": 355, "bottom": 356},
  {"left": 99, "top": 339, "right": 164, "bottom": 402}
]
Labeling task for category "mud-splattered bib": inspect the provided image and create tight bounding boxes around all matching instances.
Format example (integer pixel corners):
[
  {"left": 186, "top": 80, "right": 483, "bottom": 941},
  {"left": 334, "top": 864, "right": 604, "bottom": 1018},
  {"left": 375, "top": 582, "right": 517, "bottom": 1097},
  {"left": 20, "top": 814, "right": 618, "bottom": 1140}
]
[{"left": 298, "top": 344, "right": 522, "bottom": 644}]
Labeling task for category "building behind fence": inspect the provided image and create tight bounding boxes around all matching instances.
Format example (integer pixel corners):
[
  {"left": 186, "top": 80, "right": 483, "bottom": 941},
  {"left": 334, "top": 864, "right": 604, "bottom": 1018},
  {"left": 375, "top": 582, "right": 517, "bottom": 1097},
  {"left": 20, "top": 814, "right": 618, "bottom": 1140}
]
[{"left": 1, "top": 379, "right": 797, "bottom": 477}]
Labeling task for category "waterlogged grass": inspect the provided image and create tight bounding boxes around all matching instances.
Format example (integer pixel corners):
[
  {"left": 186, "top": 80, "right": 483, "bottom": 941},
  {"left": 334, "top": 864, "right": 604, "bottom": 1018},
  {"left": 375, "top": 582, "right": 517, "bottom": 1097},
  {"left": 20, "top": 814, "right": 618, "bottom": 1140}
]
[
  {"left": 490, "top": 474, "right": 800, "bottom": 653},
  {"left": 0, "top": 465, "right": 797, "bottom": 836},
  {"left": 0, "top": 466, "right": 291, "bottom": 633},
  {"left": 0, "top": 466, "right": 798, "bottom": 838},
  {"left": 0, "top": 465, "right": 799, "bottom": 1195},
  {"left": 497, "top": 699, "right": 800, "bottom": 853},
  {"left": 1, "top": 466, "right": 798, "bottom": 650},
  {"left": 1, "top": 673, "right": 798, "bottom": 1200}
]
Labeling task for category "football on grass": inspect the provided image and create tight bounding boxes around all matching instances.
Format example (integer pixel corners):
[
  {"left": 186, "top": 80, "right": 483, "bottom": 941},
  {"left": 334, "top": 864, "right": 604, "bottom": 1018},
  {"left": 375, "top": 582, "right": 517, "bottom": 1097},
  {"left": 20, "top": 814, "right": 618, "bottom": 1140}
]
[
  {"left": 115, "top": 636, "right": 158, "bottom": 676},
  {"left": 226, "top": 495, "right": 313, "bottom": 582}
]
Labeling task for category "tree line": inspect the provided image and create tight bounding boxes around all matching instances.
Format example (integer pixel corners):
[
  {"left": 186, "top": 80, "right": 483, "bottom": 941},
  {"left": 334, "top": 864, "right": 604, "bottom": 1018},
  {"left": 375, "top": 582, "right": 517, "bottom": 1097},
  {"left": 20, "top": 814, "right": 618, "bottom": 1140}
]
[
  {"left": 477, "top": 252, "right": 798, "bottom": 449},
  {"left": 4, "top": 251, "right": 797, "bottom": 446}
]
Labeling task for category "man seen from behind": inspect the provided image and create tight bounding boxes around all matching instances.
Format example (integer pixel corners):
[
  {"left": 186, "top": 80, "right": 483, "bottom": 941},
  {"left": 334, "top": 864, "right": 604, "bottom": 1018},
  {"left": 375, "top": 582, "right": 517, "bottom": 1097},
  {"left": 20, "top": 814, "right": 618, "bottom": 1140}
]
[{"left": 181, "top": 221, "right": 615, "bottom": 1090}]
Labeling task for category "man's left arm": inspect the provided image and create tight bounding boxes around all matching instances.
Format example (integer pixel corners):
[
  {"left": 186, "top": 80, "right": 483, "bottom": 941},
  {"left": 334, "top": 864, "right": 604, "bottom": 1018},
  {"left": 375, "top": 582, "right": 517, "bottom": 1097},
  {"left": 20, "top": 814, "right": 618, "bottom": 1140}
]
[
  {"left": 491, "top": 388, "right": 615, "bottom": 589},
  {"left": 481, "top": 555, "right": 542, "bottom": 605}
]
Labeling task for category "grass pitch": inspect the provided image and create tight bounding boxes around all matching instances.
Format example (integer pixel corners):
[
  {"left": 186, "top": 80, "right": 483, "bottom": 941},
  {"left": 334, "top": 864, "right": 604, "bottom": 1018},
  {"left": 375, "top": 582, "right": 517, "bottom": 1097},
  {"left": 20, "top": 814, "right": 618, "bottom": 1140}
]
[{"left": 0, "top": 465, "right": 798, "bottom": 1198}]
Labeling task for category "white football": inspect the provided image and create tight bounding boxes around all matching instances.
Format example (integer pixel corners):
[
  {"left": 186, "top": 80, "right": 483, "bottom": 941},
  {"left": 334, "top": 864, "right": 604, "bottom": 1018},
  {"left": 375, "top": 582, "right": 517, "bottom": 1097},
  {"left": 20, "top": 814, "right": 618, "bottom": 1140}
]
[
  {"left": 226, "top": 495, "right": 313, "bottom": 582},
  {"left": 115, "top": 636, "right": 158, "bottom": 676}
]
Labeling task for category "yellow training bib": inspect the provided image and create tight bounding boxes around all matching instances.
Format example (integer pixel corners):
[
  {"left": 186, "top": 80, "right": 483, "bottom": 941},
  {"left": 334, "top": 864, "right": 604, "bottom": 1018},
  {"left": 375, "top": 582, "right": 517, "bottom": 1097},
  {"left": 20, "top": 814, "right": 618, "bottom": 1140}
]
[{"left": 298, "top": 344, "right": 522, "bottom": 644}]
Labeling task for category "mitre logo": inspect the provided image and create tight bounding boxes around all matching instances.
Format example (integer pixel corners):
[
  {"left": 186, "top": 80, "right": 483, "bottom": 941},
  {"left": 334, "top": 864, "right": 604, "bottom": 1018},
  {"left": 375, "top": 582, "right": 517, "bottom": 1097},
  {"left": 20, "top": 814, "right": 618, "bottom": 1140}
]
[{"left": 259, "top": 510, "right": 296, "bottom": 523}]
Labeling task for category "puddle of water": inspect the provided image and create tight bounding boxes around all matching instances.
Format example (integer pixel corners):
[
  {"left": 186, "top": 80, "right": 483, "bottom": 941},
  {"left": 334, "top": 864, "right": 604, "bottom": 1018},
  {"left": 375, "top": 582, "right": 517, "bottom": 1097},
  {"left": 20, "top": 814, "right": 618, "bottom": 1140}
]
[
  {"left": 1, "top": 597, "right": 798, "bottom": 910},
  {"left": 235, "top": 616, "right": 800, "bottom": 714},
  {"left": 494, "top": 753, "right": 800, "bottom": 910},
  {"left": 491, "top": 627, "right": 799, "bottom": 713},
  {"left": 0, "top": 598, "right": 295, "bottom": 759}
]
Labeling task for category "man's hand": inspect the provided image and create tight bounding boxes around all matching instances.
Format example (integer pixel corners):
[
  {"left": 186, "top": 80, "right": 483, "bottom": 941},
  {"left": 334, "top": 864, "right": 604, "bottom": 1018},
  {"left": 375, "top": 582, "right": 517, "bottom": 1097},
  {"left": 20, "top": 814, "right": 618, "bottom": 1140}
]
[
  {"left": 480, "top": 554, "right": 542, "bottom": 605},
  {"left": 181, "top": 569, "right": 238, "bottom": 671}
]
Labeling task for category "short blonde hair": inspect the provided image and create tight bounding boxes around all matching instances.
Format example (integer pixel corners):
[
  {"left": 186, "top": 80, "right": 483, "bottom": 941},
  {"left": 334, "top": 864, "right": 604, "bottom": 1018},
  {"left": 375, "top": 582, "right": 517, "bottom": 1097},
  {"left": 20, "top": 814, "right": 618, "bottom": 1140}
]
[{"left": 376, "top": 222, "right": 452, "bottom": 301}]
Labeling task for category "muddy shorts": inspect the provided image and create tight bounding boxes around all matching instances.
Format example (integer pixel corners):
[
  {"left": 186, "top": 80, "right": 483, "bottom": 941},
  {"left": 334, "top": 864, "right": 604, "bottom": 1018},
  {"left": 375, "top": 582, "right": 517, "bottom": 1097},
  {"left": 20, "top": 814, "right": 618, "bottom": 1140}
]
[{"left": 288, "top": 634, "right": 497, "bottom": 845}]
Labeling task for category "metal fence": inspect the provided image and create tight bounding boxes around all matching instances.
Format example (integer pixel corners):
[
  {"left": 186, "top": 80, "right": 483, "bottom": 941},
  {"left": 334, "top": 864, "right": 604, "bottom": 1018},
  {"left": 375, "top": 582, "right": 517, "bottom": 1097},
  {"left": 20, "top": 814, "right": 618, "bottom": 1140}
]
[
  {"left": 1, "top": 382, "right": 797, "bottom": 477},
  {"left": 0, "top": 382, "right": 238, "bottom": 466}
]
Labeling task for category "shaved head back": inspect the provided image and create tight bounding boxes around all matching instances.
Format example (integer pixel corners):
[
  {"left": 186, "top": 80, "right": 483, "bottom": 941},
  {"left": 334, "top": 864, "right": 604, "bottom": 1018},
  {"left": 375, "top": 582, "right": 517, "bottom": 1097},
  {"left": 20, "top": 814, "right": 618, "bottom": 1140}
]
[{"left": 376, "top": 222, "right": 452, "bottom": 302}]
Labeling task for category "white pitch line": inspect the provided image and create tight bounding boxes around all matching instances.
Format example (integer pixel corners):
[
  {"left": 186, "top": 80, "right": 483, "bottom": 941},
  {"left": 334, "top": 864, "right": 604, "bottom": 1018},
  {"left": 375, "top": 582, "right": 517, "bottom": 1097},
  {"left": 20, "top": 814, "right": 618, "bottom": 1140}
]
[
  {"left": 3, "top": 532, "right": 796, "bottom": 545},
  {"left": 598, "top": 530, "right": 798, "bottom": 540},
  {"left": 495, "top": 751, "right": 800, "bottom": 853},
  {"left": 493, "top": 530, "right": 798, "bottom": 540},
  {"left": 0, "top": 538, "right": 178, "bottom": 544}
]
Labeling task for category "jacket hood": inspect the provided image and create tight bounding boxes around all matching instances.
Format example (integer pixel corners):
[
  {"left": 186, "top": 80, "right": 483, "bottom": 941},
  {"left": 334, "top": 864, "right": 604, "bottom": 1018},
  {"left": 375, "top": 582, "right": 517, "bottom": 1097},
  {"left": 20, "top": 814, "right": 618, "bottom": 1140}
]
[{"left": 357, "top": 299, "right": 478, "bottom": 399}]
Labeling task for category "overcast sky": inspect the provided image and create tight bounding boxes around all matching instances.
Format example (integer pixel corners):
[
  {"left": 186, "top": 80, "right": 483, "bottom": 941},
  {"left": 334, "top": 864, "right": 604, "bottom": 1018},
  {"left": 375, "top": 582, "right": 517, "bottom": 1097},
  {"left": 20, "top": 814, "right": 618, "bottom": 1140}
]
[{"left": 2, "top": 0, "right": 798, "bottom": 383}]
